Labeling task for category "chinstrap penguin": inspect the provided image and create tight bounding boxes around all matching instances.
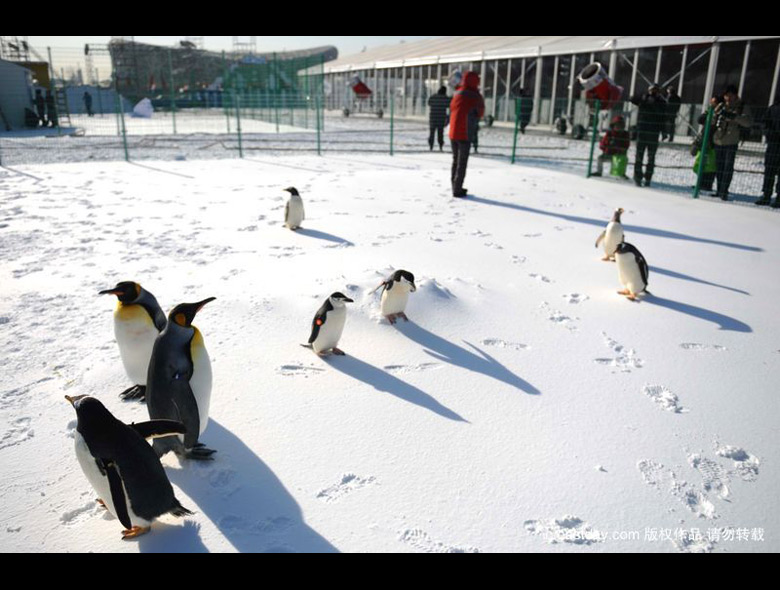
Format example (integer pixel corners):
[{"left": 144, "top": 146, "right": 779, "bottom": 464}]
[
  {"left": 377, "top": 270, "right": 416, "bottom": 324},
  {"left": 306, "top": 292, "right": 354, "bottom": 356},
  {"left": 99, "top": 281, "right": 166, "bottom": 402},
  {"left": 146, "top": 297, "right": 217, "bottom": 460},
  {"left": 66, "top": 394, "right": 192, "bottom": 539}
]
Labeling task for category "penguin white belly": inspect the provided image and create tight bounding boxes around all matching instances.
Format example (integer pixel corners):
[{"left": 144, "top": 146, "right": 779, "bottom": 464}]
[
  {"left": 286, "top": 198, "right": 305, "bottom": 229},
  {"left": 74, "top": 432, "right": 150, "bottom": 528},
  {"left": 114, "top": 305, "right": 158, "bottom": 385},
  {"left": 616, "top": 254, "right": 646, "bottom": 294},
  {"left": 381, "top": 287, "right": 410, "bottom": 316},
  {"left": 313, "top": 306, "right": 346, "bottom": 353},
  {"left": 603, "top": 222, "right": 624, "bottom": 258},
  {"left": 190, "top": 329, "right": 212, "bottom": 436}
]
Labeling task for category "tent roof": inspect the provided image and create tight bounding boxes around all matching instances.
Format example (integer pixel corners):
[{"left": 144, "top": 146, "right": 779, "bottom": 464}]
[{"left": 323, "top": 36, "right": 778, "bottom": 72}]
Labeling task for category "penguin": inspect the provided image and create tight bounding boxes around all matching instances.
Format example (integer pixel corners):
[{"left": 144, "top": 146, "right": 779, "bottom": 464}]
[
  {"left": 614, "top": 242, "right": 650, "bottom": 301},
  {"left": 377, "top": 270, "right": 416, "bottom": 324},
  {"left": 146, "top": 297, "right": 217, "bottom": 460},
  {"left": 595, "top": 208, "right": 625, "bottom": 261},
  {"left": 306, "top": 292, "right": 354, "bottom": 356},
  {"left": 66, "top": 394, "right": 192, "bottom": 539},
  {"left": 283, "top": 187, "right": 305, "bottom": 230},
  {"left": 99, "top": 281, "right": 167, "bottom": 402}
]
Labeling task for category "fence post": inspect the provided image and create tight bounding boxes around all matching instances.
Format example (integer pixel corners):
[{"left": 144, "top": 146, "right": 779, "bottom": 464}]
[
  {"left": 168, "top": 49, "right": 177, "bottom": 135},
  {"left": 511, "top": 97, "right": 521, "bottom": 164},
  {"left": 234, "top": 93, "right": 243, "bottom": 158},
  {"left": 315, "top": 93, "right": 322, "bottom": 156},
  {"left": 693, "top": 106, "right": 714, "bottom": 199},
  {"left": 586, "top": 100, "right": 601, "bottom": 177},
  {"left": 222, "top": 51, "right": 231, "bottom": 134},
  {"left": 117, "top": 95, "right": 129, "bottom": 162},
  {"left": 390, "top": 91, "right": 395, "bottom": 156}
]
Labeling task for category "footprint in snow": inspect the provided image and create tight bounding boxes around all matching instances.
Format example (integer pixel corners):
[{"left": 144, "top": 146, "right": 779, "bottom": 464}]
[
  {"left": 524, "top": 516, "right": 604, "bottom": 546},
  {"left": 398, "top": 528, "right": 479, "bottom": 553},
  {"left": 642, "top": 384, "right": 688, "bottom": 414},
  {"left": 316, "top": 474, "right": 377, "bottom": 504}
]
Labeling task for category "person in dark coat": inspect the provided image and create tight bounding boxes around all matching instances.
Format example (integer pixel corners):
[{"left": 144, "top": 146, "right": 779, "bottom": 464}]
[
  {"left": 712, "top": 85, "right": 752, "bottom": 201},
  {"left": 34, "top": 89, "right": 46, "bottom": 127},
  {"left": 756, "top": 98, "right": 780, "bottom": 208},
  {"left": 663, "top": 86, "right": 681, "bottom": 142},
  {"left": 45, "top": 91, "right": 58, "bottom": 128},
  {"left": 518, "top": 88, "right": 533, "bottom": 134},
  {"left": 427, "top": 86, "right": 450, "bottom": 151},
  {"left": 630, "top": 84, "right": 667, "bottom": 187},
  {"left": 448, "top": 71, "right": 485, "bottom": 198},
  {"left": 83, "top": 91, "right": 94, "bottom": 117}
]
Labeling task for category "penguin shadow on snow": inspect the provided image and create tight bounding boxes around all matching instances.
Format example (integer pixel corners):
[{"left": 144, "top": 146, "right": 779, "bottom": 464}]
[
  {"left": 393, "top": 323, "right": 541, "bottom": 396},
  {"left": 322, "top": 354, "right": 468, "bottom": 423},
  {"left": 294, "top": 227, "right": 354, "bottom": 247},
  {"left": 164, "top": 419, "right": 338, "bottom": 553},
  {"left": 641, "top": 294, "right": 752, "bottom": 333},
  {"left": 467, "top": 196, "right": 764, "bottom": 253},
  {"left": 649, "top": 265, "right": 750, "bottom": 296}
]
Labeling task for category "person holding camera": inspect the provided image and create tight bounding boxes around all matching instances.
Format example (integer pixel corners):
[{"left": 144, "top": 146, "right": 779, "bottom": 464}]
[{"left": 712, "top": 85, "right": 752, "bottom": 201}]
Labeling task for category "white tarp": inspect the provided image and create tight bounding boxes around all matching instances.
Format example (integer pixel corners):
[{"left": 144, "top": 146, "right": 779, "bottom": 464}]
[{"left": 132, "top": 98, "right": 154, "bottom": 118}]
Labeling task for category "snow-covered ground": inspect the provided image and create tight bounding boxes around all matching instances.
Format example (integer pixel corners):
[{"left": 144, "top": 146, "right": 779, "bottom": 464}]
[{"left": 0, "top": 152, "right": 778, "bottom": 553}]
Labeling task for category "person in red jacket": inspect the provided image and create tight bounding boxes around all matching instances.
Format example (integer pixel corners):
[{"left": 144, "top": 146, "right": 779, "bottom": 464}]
[
  {"left": 449, "top": 71, "right": 485, "bottom": 198},
  {"left": 592, "top": 115, "right": 630, "bottom": 177}
]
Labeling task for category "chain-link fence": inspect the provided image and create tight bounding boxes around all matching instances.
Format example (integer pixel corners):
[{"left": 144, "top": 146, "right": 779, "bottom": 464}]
[{"left": 2, "top": 46, "right": 778, "bottom": 208}]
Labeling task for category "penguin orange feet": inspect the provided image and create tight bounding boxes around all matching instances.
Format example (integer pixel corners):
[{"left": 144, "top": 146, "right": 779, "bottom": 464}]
[
  {"left": 385, "top": 314, "right": 398, "bottom": 325},
  {"left": 96, "top": 498, "right": 107, "bottom": 509},
  {"left": 332, "top": 348, "right": 346, "bottom": 356},
  {"left": 626, "top": 293, "right": 639, "bottom": 302},
  {"left": 122, "top": 526, "right": 151, "bottom": 539},
  {"left": 398, "top": 312, "right": 410, "bottom": 322},
  {"left": 617, "top": 289, "right": 630, "bottom": 296}
]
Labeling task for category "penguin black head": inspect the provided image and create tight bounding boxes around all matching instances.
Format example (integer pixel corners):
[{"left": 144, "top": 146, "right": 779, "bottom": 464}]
[
  {"left": 612, "top": 208, "right": 625, "bottom": 223},
  {"left": 168, "top": 297, "right": 216, "bottom": 328},
  {"left": 66, "top": 395, "right": 117, "bottom": 436},
  {"left": 391, "top": 270, "right": 417, "bottom": 292},
  {"left": 99, "top": 281, "right": 140, "bottom": 303},
  {"left": 330, "top": 292, "right": 354, "bottom": 304},
  {"left": 284, "top": 187, "right": 300, "bottom": 197},
  {"left": 615, "top": 242, "right": 636, "bottom": 256}
]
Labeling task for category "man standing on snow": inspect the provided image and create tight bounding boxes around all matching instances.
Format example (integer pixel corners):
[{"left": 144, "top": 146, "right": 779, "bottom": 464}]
[
  {"left": 428, "top": 86, "right": 450, "bottom": 152},
  {"left": 449, "top": 71, "right": 484, "bottom": 198}
]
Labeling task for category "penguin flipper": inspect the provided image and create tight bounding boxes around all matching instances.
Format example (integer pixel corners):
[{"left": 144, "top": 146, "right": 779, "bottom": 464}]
[
  {"left": 131, "top": 420, "right": 186, "bottom": 440},
  {"left": 169, "top": 381, "right": 202, "bottom": 450},
  {"left": 308, "top": 299, "right": 333, "bottom": 344},
  {"left": 595, "top": 231, "right": 605, "bottom": 248},
  {"left": 102, "top": 460, "right": 132, "bottom": 530},
  {"left": 284, "top": 202, "right": 290, "bottom": 225}
]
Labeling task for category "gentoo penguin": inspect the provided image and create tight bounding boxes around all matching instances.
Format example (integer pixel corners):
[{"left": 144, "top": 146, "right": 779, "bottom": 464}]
[
  {"left": 146, "top": 297, "right": 217, "bottom": 460},
  {"left": 378, "top": 270, "right": 416, "bottom": 324},
  {"left": 614, "top": 242, "right": 650, "bottom": 301},
  {"left": 284, "top": 187, "right": 305, "bottom": 230},
  {"left": 595, "top": 208, "right": 625, "bottom": 261},
  {"left": 307, "top": 292, "right": 354, "bottom": 356},
  {"left": 66, "top": 394, "right": 192, "bottom": 539},
  {"left": 99, "top": 281, "right": 167, "bottom": 402}
]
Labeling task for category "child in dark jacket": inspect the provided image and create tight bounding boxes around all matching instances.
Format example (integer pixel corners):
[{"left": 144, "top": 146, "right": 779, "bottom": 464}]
[{"left": 593, "top": 115, "right": 630, "bottom": 177}]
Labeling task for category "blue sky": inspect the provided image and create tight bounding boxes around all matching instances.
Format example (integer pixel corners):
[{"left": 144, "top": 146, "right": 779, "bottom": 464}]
[{"left": 27, "top": 36, "right": 438, "bottom": 58}]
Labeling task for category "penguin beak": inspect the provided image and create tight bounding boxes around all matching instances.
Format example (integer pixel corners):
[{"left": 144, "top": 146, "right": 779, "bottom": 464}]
[
  {"left": 195, "top": 297, "right": 216, "bottom": 313},
  {"left": 98, "top": 288, "right": 121, "bottom": 296},
  {"left": 65, "top": 394, "right": 87, "bottom": 407},
  {"left": 342, "top": 297, "right": 354, "bottom": 303}
]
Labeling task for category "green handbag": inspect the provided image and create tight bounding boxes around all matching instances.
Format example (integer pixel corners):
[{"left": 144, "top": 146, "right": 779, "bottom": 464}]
[
  {"left": 693, "top": 148, "right": 717, "bottom": 174},
  {"left": 611, "top": 154, "right": 628, "bottom": 177}
]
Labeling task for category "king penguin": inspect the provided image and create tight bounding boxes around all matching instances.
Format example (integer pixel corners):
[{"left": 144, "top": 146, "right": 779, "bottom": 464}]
[
  {"left": 614, "top": 242, "right": 650, "bottom": 301},
  {"left": 378, "top": 270, "right": 416, "bottom": 324},
  {"left": 146, "top": 297, "right": 217, "bottom": 460},
  {"left": 595, "top": 208, "right": 625, "bottom": 261},
  {"left": 306, "top": 292, "right": 354, "bottom": 356},
  {"left": 99, "top": 281, "right": 167, "bottom": 402},
  {"left": 66, "top": 394, "right": 193, "bottom": 539},
  {"left": 284, "top": 187, "right": 305, "bottom": 230}
]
